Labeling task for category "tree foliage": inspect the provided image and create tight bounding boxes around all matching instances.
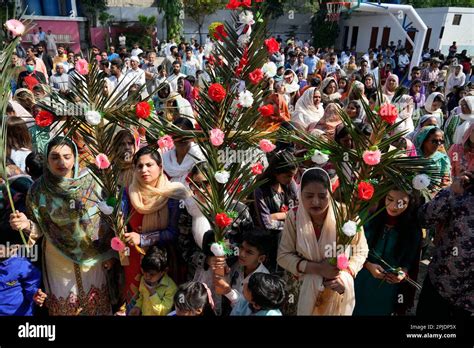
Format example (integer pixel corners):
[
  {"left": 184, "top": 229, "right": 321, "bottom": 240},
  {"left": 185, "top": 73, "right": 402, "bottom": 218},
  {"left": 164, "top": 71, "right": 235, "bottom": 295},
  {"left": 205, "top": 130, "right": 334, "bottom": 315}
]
[
  {"left": 157, "top": 0, "right": 184, "bottom": 41},
  {"left": 184, "top": 0, "right": 225, "bottom": 44}
]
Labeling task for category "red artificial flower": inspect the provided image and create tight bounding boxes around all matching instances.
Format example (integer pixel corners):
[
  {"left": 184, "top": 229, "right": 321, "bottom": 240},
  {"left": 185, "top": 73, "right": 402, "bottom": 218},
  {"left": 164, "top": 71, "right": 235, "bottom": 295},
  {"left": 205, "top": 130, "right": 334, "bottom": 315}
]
[
  {"left": 357, "top": 181, "right": 375, "bottom": 201},
  {"left": 215, "top": 212, "right": 233, "bottom": 228},
  {"left": 194, "top": 123, "right": 202, "bottom": 130},
  {"left": 226, "top": 0, "right": 251, "bottom": 9},
  {"left": 280, "top": 205, "right": 289, "bottom": 213},
  {"left": 208, "top": 83, "right": 227, "bottom": 103},
  {"left": 138, "top": 126, "right": 146, "bottom": 137},
  {"left": 207, "top": 55, "right": 216, "bottom": 65},
  {"left": 213, "top": 24, "right": 228, "bottom": 41},
  {"left": 192, "top": 87, "right": 200, "bottom": 100},
  {"left": 264, "top": 38, "right": 280, "bottom": 55},
  {"left": 251, "top": 162, "right": 264, "bottom": 175},
  {"left": 35, "top": 110, "right": 54, "bottom": 127},
  {"left": 235, "top": 65, "right": 243, "bottom": 77},
  {"left": 258, "top": 104, "right": 275, "bottom": 117},
  {"left": 378, "top": 103, "right": 398, "bottom": 125},
  {"left": 227, "top": 178, "right": 243, "bottom": 194},
  {"left": 249, "top": 68, "right": 264, "bottom": 85},
  {"left": 136, "top": 101, "right": 151, "bottom": 119}
]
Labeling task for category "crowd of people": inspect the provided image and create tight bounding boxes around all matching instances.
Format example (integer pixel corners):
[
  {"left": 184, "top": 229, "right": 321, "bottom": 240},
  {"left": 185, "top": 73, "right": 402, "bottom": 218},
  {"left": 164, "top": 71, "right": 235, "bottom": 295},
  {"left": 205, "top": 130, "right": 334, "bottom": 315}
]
[{"left": 1, "top": 30, "right": 473, "bottom": 318}]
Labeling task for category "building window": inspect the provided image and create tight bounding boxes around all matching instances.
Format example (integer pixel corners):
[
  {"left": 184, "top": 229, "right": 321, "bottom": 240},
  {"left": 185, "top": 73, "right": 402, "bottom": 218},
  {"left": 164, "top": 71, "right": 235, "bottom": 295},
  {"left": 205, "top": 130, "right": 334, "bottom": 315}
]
[
  {"left": 439, "top": 26, "right": 444, "bottom": 39},
  {"left": 452, "top": 14, "right": 462, "bottom": 25}
]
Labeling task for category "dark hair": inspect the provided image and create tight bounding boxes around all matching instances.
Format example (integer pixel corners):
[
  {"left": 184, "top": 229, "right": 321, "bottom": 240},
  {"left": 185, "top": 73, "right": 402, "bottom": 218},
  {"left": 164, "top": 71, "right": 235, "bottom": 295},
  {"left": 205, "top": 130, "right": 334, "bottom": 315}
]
[
  {"left": 25, "top": 56, "right": 35, "bottom": 64},
  {"left": 110, "top": 58, "right": 123, "bottom": 69},
  {"left": 25, "top": 152, "right": 44, "bottom": 179},
  {"left": 247, "top": 273, "right": 286, "bottom": 310},
  {"left": 301, "top": 168, "right": 330, "bottom": 191},
  {"left": 242, "top": 228, "right": 273, "bottom": 256},
  {"left": 173, "top": 117, "right": 194, "bottom": 130},
  {"left": 141, "top": 246, "right": 168, "bottom": 273},
  {"left": 185, "top": 75, "right": 196, "bottom": 86},
  {"left": 173, "top": 281, "right": 216, "bottom": 316},
  {"left": 133, "top": 146, "right": 162, "bottom": 167},
  {"left": 6, "top": 117, "right": 32, "bottom": 155},
  {"left": 172, "top": 60, "right": 181, "bottom": 66},
  {"left": 260, "top": 150, "right": 297, "bottom": 186},
  {"left": 46, "top": 137, "right": 76, "bottom": 158}
]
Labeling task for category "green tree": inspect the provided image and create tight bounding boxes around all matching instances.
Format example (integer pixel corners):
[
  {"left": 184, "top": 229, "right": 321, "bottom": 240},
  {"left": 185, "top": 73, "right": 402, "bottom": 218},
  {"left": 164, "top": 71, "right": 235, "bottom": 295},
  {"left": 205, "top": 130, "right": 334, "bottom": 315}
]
[
  {"left": 138, "top": 15, "right": 157, "bottom": 50},
  {"left": 81, "top": 0, "right": 108, "bottom": 48},
  {"left": 184, "top": 0, "right": 224, "bottom": 44},
  {"left": 157, "top": 0, "right": 184, "bottom": 41}
]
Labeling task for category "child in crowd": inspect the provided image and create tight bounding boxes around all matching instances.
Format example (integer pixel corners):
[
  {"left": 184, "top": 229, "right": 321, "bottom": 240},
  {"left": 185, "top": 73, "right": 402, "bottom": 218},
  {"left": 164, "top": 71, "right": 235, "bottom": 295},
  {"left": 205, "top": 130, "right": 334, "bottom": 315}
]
[
  {"left": 213, "top": 229, "right": 272, "bottom": 309},
  {"left": 171, "top": 281, "right": 216, "bottom": 316},
  {"left": 0, "top": 247, "right": 47, "bottom": 315},
  {"left": 129, "top": 246, "right": 177, "bottom": 316},
  {"left": 230, "top": 273, "right": 285, "bottom": 316}
]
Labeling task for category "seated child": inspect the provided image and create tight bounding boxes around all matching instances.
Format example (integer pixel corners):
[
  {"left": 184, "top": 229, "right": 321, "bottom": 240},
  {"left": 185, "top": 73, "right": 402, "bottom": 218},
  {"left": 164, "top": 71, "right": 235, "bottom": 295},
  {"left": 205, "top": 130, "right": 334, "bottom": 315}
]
[
  {"left": 0, "top": 246, "right": 47, "bottom": 316},
  {"left": 128, "top": 246, "right": 177, "bottom": 316},
  {"left": 171, "top": 281, "right": 216, "bottom": 316},
  {"left": 213, "top": 229, "right": 272, "bottom": 307},
  {"left": 230, "top": 273, "right": 285, "bottom": 316}
]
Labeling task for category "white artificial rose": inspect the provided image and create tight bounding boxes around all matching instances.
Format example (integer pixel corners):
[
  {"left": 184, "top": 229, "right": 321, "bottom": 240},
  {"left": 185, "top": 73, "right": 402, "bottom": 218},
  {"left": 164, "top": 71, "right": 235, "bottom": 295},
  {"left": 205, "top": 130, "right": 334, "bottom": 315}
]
[
  {"left": 238, "top": 90, "right": 254, "bottom": 108},
  {"left": 210, "top": 242, "right": 226, "bottom": 256},
  {"left": 239, "top": 10, "right": 255, "bottom": 26},
  {"left": 412, "top": 174, "right": 431, "bottom": 190},
  {"left": 311, "top": 150, "right": 329, "bottom": 165},
  {"left": 215, "top": 170, "right": 230, "bottom": 184},
  {"left": 97, "top": 201, "right": 113, "bottom": 215},
  {"left": 85, "top": 110, "right": 102, "bottom": 126},
  {"left": 262, "top": 62, "right": 277, "bottom": 78},
  {"left": 342, "top": 220, "right": 358, "bottom": 237},
  {"left": 237, "top": 33, "right": 251, "bottom": 48}
]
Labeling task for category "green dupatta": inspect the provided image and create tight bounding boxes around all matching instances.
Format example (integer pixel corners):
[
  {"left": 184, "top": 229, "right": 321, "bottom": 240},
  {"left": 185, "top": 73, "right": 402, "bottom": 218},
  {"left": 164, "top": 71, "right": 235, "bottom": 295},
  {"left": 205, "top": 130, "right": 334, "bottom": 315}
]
[{"left": 26, "top": 138, "right": 114, "bottom": 266}]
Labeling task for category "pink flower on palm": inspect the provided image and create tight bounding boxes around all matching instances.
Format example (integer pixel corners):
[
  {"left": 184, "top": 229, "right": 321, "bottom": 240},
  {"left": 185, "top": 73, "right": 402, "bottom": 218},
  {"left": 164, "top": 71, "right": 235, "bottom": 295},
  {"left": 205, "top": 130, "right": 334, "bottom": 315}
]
[
  {"left": 95, "top": 153, "right": 111, "bottom": 169},
  {"left": 5, "top": 19, "right": 25, "bottom": 37},
  {"left": 75, "top": 58, "right": 89, "bottom": 75}
]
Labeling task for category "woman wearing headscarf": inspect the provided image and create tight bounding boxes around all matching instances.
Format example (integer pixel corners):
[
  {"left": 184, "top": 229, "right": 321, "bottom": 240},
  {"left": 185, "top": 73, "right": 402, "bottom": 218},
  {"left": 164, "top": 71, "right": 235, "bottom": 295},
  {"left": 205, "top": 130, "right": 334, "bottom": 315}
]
[
  {"left": 414, "top": 126, "right": 452, "bottom": 194},
  {"left": 282, "top": 69, "right": 300, "bottom": 109},
  {"left": 406, "top": 115, "right": 439, "bottom": 142},
  {"left": 292, "top": 87, "right": 324, "bottom": 127},
  {"left": 110, "top": 129, "right": 139, "bottom": 187},
  {"left": 255, "top": 93, "right": 291, "bottom": 132},
  {"left": 156, "top": 82, "right": 195, "bottom": 124},
  {"left": 382, "top": 73, "right": 399, "bottom": 103},
  {"left": 121, "top": 146, "right": 190, "bottom": 308},
  {"left": 9, "top": 137, "right": 115, "bottom": 315},
  {"left": 448, "top": 123, "right": 474, "bottom": 177},
  {"left": 278, "top": 167, "right": 368, "bottom": 315},
  {"left": 392, "top": 94, "right": 415, "bottom": 135},
  {"left": 423, "top": 92, "right": 445, "bottom": 128},
  {"left": 346, "top": 80, "right": 369, "bottom": 106},
  {"left": 362, "top": 74, "right": 377, "bottom": 98},
  {"left": 321, "top": 77, "right": 341, "bottom": 106},
  {"left": 177, "top": 76, "right": 195, "bottom": 110},
  {"left": 444, "top": 96, "right": 474, "bottom": 150},
  {"left": 310, "top": 102, "right": 343, "bottom": 140}
]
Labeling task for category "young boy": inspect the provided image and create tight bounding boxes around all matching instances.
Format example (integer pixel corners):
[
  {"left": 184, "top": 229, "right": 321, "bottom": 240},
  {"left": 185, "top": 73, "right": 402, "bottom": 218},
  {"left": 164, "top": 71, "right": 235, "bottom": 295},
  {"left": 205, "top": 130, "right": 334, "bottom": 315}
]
[
  {"left": 0, "top": 246, "right": 47, "bottom": 316},
  {"left": 213, "top": 229, "right": 272, "bottom": 307},
  {"left": 230, "top": 272, "right": 285, "bottom": 316},
  {"left": 128, "top": 246, "right": 177, "bottom": 316}
]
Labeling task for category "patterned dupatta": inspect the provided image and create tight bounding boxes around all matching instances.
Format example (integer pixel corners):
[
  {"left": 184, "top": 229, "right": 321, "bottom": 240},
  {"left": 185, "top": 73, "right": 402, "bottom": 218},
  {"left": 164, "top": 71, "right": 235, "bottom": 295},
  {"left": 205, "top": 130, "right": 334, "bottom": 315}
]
[{"left": 26, "top": 138, "right": 114, "bottom": 266}]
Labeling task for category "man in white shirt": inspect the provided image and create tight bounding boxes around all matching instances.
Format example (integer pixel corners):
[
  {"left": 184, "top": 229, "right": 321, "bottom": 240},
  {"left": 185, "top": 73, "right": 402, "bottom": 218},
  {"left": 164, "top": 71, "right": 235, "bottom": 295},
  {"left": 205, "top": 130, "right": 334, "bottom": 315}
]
[
  {"left": 181, "top": 47, "right": 200, "bottom": 77},
  {"left": 167, "top": 60, "right": 186, "bottom": 92},
  {"left": 118, "top": 33, "right": 126, "bottom": 47},
  {"left": 49, "top": 63, "right": 70, "bottom": 93},
  {"left": 143, "top": 51, "right": 160, "bottom": 95},
  {"left": 326, "top": 53, "right": 341, "bottom": 75},
  {"left": 398, "top": 49, "right": 411, "bottom": 76},
  {"left": 31, "top": 30, "right": 40, "bottom": 47},
  {"left": 130, "top": 43, "right": 143, "bottom": 57},
  {"left": 125, "top": 56, "right": 146, "bottom": 98},
  {"left": 292, "top": 53, "right": 309, "bottom": 79}
]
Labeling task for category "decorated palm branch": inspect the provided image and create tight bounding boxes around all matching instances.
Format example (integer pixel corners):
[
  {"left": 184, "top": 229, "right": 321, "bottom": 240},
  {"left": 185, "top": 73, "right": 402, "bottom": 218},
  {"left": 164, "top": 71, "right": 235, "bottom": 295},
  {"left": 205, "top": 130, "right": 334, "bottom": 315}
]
[
  {"left": 281, "top": 84, "right": 442, "bottom": 268},
  {"left": 145, "top": 1, "right": 281, "bottom": 257},
  {"left": 1, "top": 17, "right": 33, "bottom": 245}
]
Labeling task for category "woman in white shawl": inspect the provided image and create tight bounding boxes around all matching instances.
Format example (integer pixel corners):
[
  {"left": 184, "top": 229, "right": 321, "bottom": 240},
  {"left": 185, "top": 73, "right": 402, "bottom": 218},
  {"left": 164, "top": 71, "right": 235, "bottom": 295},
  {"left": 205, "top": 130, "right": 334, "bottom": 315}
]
[
  {"left": 162, "top": 117, "right": 204, "bottom": 184},
  {"left": 444, "top": 96, "right": 474, "bottom": 150},
  {"left": 423, "top": 92, "right": 445, "bottom": 127},
  {"left": 157, "top": 82, "right": 195, "bottom": 124},
  {"left": 321, "top": 77, "right": 341, "bottom": 106},
  {"left": 382, "top": 73, "right": 399, "bottom": 103},
  {"left": 292, "top": 87, "right": 324, "bottom": 127},
  {"left": 278, "top": 167, "right": 368, "bottom": 315},
  {"left": 282, "top": 69, "right": 300, "bottom": 110},
  {"left": 392, "top": 94, "right": 415, "bottom": 135}
]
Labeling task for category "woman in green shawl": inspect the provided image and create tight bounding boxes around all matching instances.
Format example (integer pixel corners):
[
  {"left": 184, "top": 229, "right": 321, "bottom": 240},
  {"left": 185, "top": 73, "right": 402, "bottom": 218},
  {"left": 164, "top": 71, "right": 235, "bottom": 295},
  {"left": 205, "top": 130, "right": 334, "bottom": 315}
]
[
  {"left": 9, "top": 137, "right": 115, "bottom": 315},
  {"left": 414, "top": 126, "right": 452, "bottom": 195}
]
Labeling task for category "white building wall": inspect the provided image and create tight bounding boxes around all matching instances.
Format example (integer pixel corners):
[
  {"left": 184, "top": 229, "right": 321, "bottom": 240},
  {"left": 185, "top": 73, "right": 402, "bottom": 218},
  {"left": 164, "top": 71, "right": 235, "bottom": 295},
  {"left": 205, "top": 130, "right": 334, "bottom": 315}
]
[{"left": 338, "top": 6, "right": 474, "bottom": 55}]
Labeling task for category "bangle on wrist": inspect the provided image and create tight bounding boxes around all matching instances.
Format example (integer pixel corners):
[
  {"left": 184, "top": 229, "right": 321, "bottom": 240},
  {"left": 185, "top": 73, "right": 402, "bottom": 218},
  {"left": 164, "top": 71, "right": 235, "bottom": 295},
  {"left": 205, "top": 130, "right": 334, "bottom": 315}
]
[{"left": 296, "top": 259, "right": 305, "bottom": 274}]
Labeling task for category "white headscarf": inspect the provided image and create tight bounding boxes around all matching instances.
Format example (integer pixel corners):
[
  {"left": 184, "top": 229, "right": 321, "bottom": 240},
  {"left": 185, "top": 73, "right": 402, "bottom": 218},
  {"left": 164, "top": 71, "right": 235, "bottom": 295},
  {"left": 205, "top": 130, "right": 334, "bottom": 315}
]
[
  {"left": 424, "top": 92, "right": 444, "bottom": 126},
  {"left": 292, "top": 87, "right": 324, "bottom": 126},
  {"left": 162, "top": 142, "right": 205, "bottom": 184},
  {"left": 283, "top": 69, "right": 300, "bottom": 94},
  {"left": 453, "top": 96, "right": 474, "bottom": 145},
  {"left": 295, "top": 167, "right": 358, "bottom": 315}
]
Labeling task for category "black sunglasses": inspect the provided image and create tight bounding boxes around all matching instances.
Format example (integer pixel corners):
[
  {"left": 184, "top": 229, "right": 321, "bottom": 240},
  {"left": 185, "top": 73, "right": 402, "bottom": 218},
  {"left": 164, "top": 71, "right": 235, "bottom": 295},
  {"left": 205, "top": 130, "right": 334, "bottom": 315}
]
[{"left": 431, "top": 139, "right": 445, "bottom": 145}]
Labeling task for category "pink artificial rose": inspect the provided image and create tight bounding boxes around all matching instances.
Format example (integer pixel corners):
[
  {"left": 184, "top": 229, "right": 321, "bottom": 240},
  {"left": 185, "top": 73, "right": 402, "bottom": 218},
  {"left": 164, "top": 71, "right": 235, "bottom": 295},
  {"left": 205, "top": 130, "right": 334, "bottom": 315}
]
[
  {"left": 95, "top": 153, "right": 111, "bottom": 169},
  {"left": 111, "top": 237, "right": 125, "bottom": 252},
  {"left": 75, "top": 58, "right": 89, "bottom": 75},
  {"left": 158, "top": 135, "right": 174, "bottom": 151},
  {"left": 362, "top": 149, "right": 382, "bottom": 166},
  {"left": 210, "top": 128, "right": 225, "bottom": 147},
  {"left": 337, "top": 254, "right": 349, "bottom": 270},
  {"left": 259, "top": 139, "right": 276, "bottom": 153},
  {"left": 5, "top": 19, "right": 25, "bottom": 37}
]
